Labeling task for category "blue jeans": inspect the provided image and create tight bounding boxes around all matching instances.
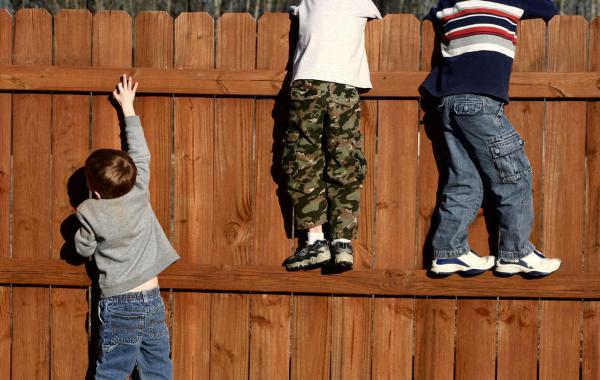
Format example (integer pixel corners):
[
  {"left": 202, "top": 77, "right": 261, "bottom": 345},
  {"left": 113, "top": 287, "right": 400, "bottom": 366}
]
[
  {"left": 96, "top": 288, "right": 172, "bottom": 380},
  {"left": 431, "top": 94, "right": 535, "bottom": 260}
]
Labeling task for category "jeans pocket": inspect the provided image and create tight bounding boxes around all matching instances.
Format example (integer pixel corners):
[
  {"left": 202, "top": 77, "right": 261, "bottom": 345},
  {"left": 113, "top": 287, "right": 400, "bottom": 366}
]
[
  {"left": 487, "top": 131, "right": 531, "bottom": 183},
  {"left": 452, "top": 100, "right": 483, "bottom": 116},
  {"left": 107, "top": 305, "right": 144, "bottom": 345}
]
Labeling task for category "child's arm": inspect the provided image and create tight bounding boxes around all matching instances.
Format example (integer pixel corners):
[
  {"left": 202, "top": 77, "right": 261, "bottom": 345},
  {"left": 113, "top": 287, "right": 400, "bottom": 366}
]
[
  {"left": 112, "top": 74, "right": 151, "bottom": 189},
  {"left": 521, "top": 0, "right": 559, "bottom": 22},
  {"left": 74, "top": 212, "right": 97, "bottom": 257}
]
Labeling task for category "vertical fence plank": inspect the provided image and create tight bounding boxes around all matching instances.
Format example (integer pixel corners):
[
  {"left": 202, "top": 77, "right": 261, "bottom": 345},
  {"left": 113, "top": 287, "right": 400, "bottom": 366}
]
[
  {"left": 539, "top": 16, "right": 589, "bottom": 380},
  {"left": 583, "top": 16, "right": 600, "bottom": 380},
  {"left": 356, "top": 18, "right": 382, "bottom": 269},
  {"left": 455, "top": 299, "right": 496, "bottom": 379},
  {"left": 371, "top": 14, "right": 420, "bottom": 379},
  {"left": 92, "top": 11, "right": 132, "bottom": 150},
  {"left": 497, "top": 18, "right": 547, "bottom": 380},
  {"left": 250, "top": 13, "right": 292, "bottom": 380},
  {"left": 50, "top": 9, "right": 92, "bottom": 380},
  {"left": 292, "top": 295, "right": 331, "bottom": 379},
  {"left": 135, "top": 11, "right": 173, "bottom": 232},
  {"left": 11, "top": 9, "right": 52, "bottom": 380},
  {"left": 210, "top": 13, "right": 256, "bottom": 380},
  {"left": 416, "top": 17, "right": 456, "bottom": 380},
  {"left": 414, "top": 298, "right": 455, "bottom": 380},
  {"left": 497, "top": 300, "right": 539, "bottom": 380},
  {"left": 172, "top": 12, "right": 214, "bottom": 380},
  {"left": 0, "top": 10, "right": 12, "bottom": 378}
]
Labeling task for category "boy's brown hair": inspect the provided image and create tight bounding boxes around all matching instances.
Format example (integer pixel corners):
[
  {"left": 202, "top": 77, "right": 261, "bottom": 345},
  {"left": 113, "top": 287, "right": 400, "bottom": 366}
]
[{"left": 85, "top": 149, "right": 137, "bottom": 199}]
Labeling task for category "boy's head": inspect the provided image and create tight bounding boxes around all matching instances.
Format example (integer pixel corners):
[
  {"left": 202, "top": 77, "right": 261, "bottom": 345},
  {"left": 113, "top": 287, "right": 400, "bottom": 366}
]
[{"left": 84, "top": 149, "right": 137, "bottom": 199}]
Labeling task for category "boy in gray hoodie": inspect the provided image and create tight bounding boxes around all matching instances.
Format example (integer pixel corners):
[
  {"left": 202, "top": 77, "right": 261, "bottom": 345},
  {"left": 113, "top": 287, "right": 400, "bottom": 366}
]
[{"left": 75, "top": 75, "right": 179, "bottom": 379}]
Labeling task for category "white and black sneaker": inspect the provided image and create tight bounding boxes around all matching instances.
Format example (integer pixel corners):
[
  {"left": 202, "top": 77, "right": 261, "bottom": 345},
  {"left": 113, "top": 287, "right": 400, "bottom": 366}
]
[
  {"left": 332, "top": 241, "right": 353, "bottom": 270},
  {"left": 284, "top": 240, "right": 331, "bottom": 271},
  {"left": 495, "top": 250, "right": 561, "bottom": 277},
  {"left": 431, "top": 251, "right": 495, "bottom": 276}
]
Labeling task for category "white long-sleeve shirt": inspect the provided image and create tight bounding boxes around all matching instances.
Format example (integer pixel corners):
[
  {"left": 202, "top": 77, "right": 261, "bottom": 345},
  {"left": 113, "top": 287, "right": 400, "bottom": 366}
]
[{"left": 290, "top": 0, "right": 382, "bottom": 89}]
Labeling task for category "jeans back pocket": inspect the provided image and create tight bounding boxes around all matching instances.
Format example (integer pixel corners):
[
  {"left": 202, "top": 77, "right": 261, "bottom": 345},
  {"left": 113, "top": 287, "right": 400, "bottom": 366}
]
[
  {"left": 452, "top": 100, "right": 483, "bottom": 115},
  {"left": 487, "top": 131, "right": 531, "bottom": 183}
]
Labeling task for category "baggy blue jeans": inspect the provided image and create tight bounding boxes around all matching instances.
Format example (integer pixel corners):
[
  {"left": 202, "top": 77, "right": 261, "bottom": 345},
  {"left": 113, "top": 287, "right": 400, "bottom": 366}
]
[
  {"left": 431, "top": 94, "right": 535, "bottom": 260},
  {"left": 96, "top": 287, "right": 172, "bottom": 380}
]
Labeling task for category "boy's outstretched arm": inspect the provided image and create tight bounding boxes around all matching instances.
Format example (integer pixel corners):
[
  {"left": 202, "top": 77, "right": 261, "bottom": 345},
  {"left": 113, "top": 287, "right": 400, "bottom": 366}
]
[
  {"left": 521, "top": 0, "right": 559, "bottom": 22},
  {"left": 112, "top": 74, "right": 151, "bottom": 189}
]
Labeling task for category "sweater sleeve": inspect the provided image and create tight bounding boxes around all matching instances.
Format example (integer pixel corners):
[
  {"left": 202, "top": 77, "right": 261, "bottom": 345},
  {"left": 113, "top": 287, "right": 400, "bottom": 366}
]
[
  {"left": 74, "top": 211, "right": 97, "bottom": 258},
  {"left": 521, "top": 0, "right": 558, "bottom": 22},
  {"left": 124, "top": 116, "right": 151, "bottom": 189}
]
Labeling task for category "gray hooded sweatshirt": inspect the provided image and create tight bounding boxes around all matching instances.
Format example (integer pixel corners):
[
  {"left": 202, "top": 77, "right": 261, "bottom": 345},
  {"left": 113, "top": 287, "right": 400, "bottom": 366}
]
[{"left": 74, "top": 116, "right": 179, "bottom": 297}]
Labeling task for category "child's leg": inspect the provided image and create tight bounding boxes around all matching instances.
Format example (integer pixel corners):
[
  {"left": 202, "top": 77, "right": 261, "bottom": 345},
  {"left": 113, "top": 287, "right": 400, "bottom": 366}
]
[
  {"left": 431, "top": 117, "right": 484, "bottom": 258},
  {"left": 323, "top": 82, "right": 365, "bottom": 240},
  {"left": 283, "top": 80, "right": 328, "bottom": 231},
  {"left": 95, "top": 297, "right": 143, "bottom": 379},
  {"left": 439, "top": 94, "right": 534, "bottom": 261},
  {"left": 136, "top": 290, "right": 172, "bottom": 379}
]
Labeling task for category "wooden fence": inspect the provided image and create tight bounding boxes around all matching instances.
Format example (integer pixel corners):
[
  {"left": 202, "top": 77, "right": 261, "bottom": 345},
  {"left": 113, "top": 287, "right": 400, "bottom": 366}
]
[{"left": 0, "top": 8, "right": 599, "bottom": 380}]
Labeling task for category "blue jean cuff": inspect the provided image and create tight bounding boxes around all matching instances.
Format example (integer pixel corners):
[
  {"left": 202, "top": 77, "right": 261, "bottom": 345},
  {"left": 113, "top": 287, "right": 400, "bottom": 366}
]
[
  {"left": 498, "top": 242, "right": 535, "bottom": 260},
  {"left": 433, "top": 245, "right": 470, "bottom": 259}
]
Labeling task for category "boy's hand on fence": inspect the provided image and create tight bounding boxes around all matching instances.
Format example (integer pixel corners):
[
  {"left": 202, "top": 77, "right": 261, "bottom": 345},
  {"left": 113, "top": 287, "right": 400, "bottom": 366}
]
[{"left": 112, "top": 74, "right": 138, "bottom": 117}]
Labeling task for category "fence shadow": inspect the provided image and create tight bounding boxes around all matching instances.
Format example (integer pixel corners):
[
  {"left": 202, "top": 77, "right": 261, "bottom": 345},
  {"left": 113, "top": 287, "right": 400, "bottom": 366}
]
[{"left": 270, "top": 14, "right": 298, "bottom": 239}]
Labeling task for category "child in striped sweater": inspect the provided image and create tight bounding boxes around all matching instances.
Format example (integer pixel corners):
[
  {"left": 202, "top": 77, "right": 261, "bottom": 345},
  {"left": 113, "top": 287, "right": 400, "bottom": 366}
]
[{"left": 422, "top": 0, "right": 562, "bottom": 277}]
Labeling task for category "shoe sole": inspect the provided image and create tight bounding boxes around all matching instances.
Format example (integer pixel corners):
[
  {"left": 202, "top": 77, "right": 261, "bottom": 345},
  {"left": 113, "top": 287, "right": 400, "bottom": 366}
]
[
  {"left": 430, "top": 263, "right": 494, "bottom": 276},
  {"left": 495, "top": 264, "right": 560, "bottom": 278},
  {"left": 285, "top": 251, "right": 332, "bottom": 270}
]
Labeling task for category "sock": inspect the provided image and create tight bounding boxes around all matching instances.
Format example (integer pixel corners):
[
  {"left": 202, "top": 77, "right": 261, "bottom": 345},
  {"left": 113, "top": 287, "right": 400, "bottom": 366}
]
[
  {"left": 332, "top": 238, "right": 351, "bottom": 244},
  {"left": 307, "top": 232, "right": 325, "bottom": 244}
]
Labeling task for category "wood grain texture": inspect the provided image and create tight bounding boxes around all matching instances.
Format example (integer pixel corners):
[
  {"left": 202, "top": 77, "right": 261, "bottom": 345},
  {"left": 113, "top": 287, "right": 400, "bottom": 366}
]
[
  {"left": 92, "top": 11, "right": 132, "bottom": 150},
  {"left": 497, "top": 300, "right": 539, "bottom": 380},
  {"left": 250, "top": 13, "right": 291, "bottom": 380},
  {"left": 583, "top": 302, "right": 600, "bottom": 380},
  {"left": 172, "top": 13, "right": 214, "bottom": 379},
  {"left": 50, "top": 10, "right": 91, "bottom": 380},
  {"left": 330, "top": 297, "right": 372, "bottom": 380},
  {"left": 291, "top": 295, "right": 331, "bottom": 380},
  {"left": 455, "top": 299, "right": 496, "bottom": 379},
  {"left": 371, "top": 298, "right": 413, "bottom": 379},
  {"left": 210, "top": 13, "right": 256, "bottom": 380},
  {"left": 539, "top": 300, "right": 581, "bottom": 379},
  {"left": 172, "top": 292, "right": 211, "bottom": 379},
  {"left": 583, "top": 18, "right": 600, "bottom": 380},
  {"left": 249, "top": 294, "right": 291, "bottom": 380},
  {"left": 11, "top": 9, "right": 52, "bottom": 380},
  {"left": 585, "top": 19, "right": 600, "bottom": 271},
  {"left": 0, "top": 11, "right": 12, "bottom": 376},
  {"left": 414, "top": 298, "right": 455, "bottom": 380},
  {"left": 2, "top": 66, "right": 600, "bottom": 98},
  {"left": 135, "top": 12, "right": 173, "bottom": 231},
  {"left": 541, "top": 16, "right": 588, "bottom": 380},
  {"left": 0, "top": 286, "right": 10, "bottom": 379}
]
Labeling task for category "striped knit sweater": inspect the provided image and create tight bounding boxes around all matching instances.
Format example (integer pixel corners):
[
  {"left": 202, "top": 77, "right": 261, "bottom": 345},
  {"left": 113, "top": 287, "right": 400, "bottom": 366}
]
[{"left": 422, "top": 0, "right": 558, "bottom": 102}]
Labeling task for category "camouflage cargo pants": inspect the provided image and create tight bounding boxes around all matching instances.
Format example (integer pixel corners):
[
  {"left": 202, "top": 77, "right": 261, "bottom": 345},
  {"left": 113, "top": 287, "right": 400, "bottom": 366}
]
[{"left": 282, "top": 79, "right": 366, "bottom": 239}]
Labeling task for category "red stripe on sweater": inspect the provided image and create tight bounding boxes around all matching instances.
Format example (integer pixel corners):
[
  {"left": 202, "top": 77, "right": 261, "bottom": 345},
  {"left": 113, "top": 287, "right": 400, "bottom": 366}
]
[
  {"left": 445, "top": 26, "right": 517, "bottom": 44},
  {"left": 441, "top": 8, "right": 520, "bottom": 23}
]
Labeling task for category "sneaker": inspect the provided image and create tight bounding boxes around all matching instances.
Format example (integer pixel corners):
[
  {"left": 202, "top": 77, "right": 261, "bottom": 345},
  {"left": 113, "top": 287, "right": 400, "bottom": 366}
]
[
  {"left": 431, "top": 251, "right": 495, "bottom": 276},
  {"left": 332, "top": 241, "right": 353, "bottom": 269},
  {"left": 495, "top": 250, "right": 561, "bottom": 277},
  {"left": 284, "top": 240, "right": 331, "bottom": 270}
]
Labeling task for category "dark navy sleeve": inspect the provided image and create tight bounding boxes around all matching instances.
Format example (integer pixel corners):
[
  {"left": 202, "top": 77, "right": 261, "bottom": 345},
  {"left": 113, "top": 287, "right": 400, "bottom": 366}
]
[
  {"left": 424, "top": 3, "right": 441, "bottom": 21},
  {"left": 521, "top": 0, "right": 559, "bottom": 22}
]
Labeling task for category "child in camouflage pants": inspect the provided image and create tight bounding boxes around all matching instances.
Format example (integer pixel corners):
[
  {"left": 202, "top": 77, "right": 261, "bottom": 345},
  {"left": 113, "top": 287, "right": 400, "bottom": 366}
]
[{"left": 283, "top": 0, "right": 381, "bottom": 270}]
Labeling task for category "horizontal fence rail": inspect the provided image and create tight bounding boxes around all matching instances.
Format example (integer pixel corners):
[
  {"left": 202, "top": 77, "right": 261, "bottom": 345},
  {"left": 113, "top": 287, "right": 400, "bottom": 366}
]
[
  {"left": 2, "top": 258, "right": 600, "bottom": 298},
  {"left": 1, "top": 65, "right": 600, "bottom": 98}
]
